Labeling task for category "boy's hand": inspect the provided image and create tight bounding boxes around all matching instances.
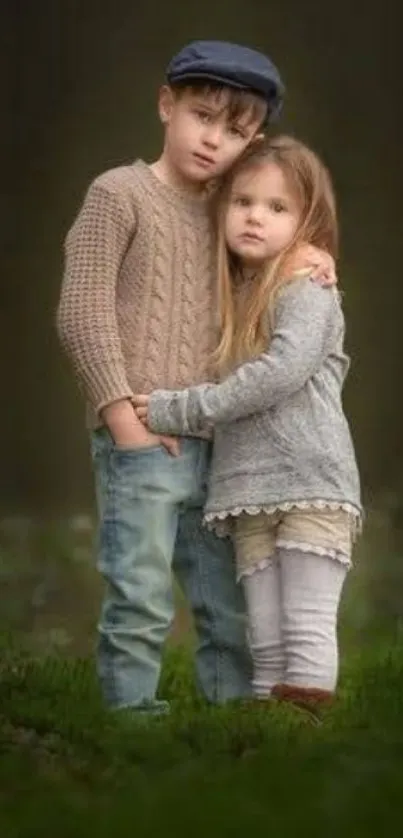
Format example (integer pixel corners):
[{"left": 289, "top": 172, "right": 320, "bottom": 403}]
[
  {"left": 101, "top": 399, "right": 179, "bottom": 457},
  {"left": 288, "top": 244, "right": 337, "bottom": 287}
]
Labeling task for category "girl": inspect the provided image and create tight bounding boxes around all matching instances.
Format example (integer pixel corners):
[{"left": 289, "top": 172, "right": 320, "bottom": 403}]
[{"left": 133, "top": 136, "right": 362, "bottom": 713}]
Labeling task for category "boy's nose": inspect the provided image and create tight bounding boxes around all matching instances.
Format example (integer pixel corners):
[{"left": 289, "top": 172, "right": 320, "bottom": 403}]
[{"left": 203, "top": 126, "right": 222, "bottom": 149}]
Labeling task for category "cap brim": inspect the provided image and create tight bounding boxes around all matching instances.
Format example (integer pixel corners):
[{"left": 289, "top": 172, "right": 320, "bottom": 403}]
[
  {"left": 167, "top": 70, "right": 256, "bottom": 93},
  {"left": 166, "top": 70, "right": 282, "bottom": 122}
]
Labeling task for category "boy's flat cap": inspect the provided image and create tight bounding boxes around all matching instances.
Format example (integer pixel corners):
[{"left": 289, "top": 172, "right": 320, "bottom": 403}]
[{"left": 166, "top": 40, "right": 284, "bottom": 121}]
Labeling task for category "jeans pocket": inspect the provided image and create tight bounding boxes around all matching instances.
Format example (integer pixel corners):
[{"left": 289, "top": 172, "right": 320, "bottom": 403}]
[
  {"left": 110, "top": 443, "right": 166, "bottom": 483},
  {"left": 113, "top": 443, "right": 162, "bottom": 454}
]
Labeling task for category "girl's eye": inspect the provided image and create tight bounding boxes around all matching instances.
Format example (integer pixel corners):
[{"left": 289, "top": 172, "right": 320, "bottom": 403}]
[
  {"left": 271, "top": 201, "right": 286, "bottom": 213},
  {"left": 234, "top": 196, "right": 250, "bottom": 207}
]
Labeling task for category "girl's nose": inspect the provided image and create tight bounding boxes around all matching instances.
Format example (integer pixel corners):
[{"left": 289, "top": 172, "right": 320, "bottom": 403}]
[{"left": 247, "top": 205, "right": 264, "bottom": 225}]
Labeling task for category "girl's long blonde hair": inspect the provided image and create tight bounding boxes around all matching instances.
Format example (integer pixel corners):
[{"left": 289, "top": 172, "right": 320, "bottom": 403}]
[{"left": 213, "top": 135, "right": 339, "bottom": 373}]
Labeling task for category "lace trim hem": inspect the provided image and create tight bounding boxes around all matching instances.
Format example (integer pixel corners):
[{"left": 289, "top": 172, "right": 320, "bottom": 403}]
[
  {"left": 276, "top": 539, "right": 352, "bottom": 566},
  {"left": 237, "top": 557, "right": 273, "bottom": 581},
  {"left": 237, "top": 541, "right": 352, "bottom": 582},
  {"left": 205, "top": 499, "right": 361, "bottom": 521},
  {"left": 205, "top": 499, "right": 362, "bottom": 539}
]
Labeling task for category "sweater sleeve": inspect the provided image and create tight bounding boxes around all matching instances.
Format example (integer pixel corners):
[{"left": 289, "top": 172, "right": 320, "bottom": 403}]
[
  {"left": 56, "top": 175, "right": 137, "bottom": 415},
  {"left": 147, "top": 279, "right": 340, "bottom": 435}
]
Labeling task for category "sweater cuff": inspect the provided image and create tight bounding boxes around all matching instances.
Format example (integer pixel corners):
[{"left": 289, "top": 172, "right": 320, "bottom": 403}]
[
  {"left": 148, "top": 390, "right": 189, "bottom": 436},
  {"left": 84, "top": 364, "right": 135, "bottom": 419}
]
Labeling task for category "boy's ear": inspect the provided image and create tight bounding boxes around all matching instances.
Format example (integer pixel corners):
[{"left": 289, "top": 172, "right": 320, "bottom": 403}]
[
  {"left": 158, "top": 85, "right": 175, "bottom": 125},
  {"left": 247, "top": 132, "right": 266, "bottom": 151}
]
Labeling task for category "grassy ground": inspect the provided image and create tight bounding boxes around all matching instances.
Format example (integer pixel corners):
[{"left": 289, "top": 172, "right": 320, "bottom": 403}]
[
  {"left": 1, "top": 507, "right": 403, "bottom": 835},
  {"left": 1, "top": 635, "right": 403, "bottom": 838}
]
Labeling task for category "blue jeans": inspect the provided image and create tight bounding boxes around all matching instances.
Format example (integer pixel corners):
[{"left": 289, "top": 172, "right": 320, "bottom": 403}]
[{"left": 91, "top": 430, "right": 252, "bottom": 710}]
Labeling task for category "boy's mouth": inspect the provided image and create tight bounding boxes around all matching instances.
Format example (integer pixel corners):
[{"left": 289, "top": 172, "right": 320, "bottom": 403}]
[{"left": 192, "top": 152, "right": 216, "bottom": 168}]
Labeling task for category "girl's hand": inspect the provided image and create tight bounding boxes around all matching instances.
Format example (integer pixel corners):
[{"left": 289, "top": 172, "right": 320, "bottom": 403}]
[
  {"left": 132, "top": 394, "right": 179, "bottom": 455},
  {"left": 131, "top": 394, "right": 180, "bottom": 456},
  {"left": 132, "top": 393, "right": 149, "bottom": 424}
]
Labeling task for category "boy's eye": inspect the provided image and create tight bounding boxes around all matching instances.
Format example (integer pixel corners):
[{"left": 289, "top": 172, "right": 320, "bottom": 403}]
[
  {"left": 228, "top": 125, "right": 245, "bottom": 138},
  {"left": 195, "top": 109, "right": 211, "bottom": 122}
]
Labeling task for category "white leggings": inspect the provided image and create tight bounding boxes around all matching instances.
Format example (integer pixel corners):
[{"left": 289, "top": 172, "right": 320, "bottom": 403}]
[{"left": 241, "top": 548, "right": 347, "bottom": 695}]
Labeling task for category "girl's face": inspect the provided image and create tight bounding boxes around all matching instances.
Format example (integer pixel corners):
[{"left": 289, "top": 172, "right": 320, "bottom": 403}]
[{"left": 224, "top": 161, "right": 301, "bottom": 266}]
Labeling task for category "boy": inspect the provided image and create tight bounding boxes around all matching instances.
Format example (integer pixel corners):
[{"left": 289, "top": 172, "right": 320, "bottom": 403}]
[{"left": 57, "top": 40, "right": 333, "bottom": 713}]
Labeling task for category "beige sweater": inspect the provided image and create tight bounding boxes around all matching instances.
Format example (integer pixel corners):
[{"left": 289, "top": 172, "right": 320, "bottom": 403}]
[{"left": 57, "top": 161, "right": 218, "bottom": 428}]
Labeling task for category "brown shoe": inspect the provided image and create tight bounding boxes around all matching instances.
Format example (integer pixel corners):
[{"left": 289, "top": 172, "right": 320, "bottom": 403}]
[{"left": 271, "top": 683, "right": 334, "bottom": 721}]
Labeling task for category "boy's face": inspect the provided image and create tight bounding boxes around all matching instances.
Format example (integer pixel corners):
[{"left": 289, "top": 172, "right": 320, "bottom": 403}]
[{"left": 159, "top": 87, "right": 266, "bottom": 186}]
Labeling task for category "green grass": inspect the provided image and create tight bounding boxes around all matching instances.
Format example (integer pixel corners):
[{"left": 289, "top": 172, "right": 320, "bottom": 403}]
[{"left": 1, "top": 636, "right": 403, "bottom": 837}]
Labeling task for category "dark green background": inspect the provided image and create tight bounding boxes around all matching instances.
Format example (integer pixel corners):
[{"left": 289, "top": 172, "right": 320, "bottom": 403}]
[{"left": 7, "top": 0, "right": 402, "bottom": 515}]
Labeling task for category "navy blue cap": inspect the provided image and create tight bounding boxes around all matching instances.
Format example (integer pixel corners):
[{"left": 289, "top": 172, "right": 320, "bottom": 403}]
[{"left": 166, "top": 40, "right": 285, "bottom": 122}]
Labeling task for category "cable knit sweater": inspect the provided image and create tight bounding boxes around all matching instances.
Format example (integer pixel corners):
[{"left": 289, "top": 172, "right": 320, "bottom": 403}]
[
  {"left": 57, "top": 160, "right": 217, "bottom": 427},
  {"left": 146, "top": 278, "right": 362, "bottom": 525}
]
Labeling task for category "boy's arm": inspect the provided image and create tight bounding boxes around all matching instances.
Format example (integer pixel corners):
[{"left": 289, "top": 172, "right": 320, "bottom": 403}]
[
  {"left": 56, "top": 176, "right": 136, "bottom": 418},
  {"left": 146, "top": 280, "right": 340, "bottom": 435}
]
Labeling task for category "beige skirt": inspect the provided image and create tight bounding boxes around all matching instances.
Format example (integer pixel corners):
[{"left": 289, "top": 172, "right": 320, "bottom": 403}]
[{"left": 233, "top": 506, "right": 357, "bottom": 580}]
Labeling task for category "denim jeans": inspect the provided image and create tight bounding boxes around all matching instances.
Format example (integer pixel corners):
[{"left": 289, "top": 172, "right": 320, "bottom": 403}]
[{"left": 90, "top": 430, "right": 252, "bottom": 710}]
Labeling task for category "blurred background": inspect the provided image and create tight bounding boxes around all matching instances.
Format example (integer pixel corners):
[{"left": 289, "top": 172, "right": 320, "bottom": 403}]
[{"left": 4, "top": 0, "right": 403, "bottom": 654}]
